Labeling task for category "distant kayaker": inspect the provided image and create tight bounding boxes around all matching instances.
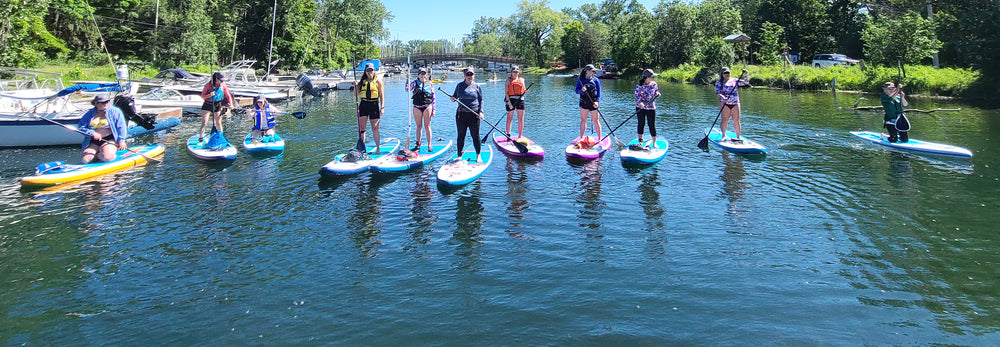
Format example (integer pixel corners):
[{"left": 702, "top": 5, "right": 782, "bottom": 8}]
[
  {"left": 198, "top": 72, "right": 234, "bottom": 142},
  {"left": 78, "top": 94, "right": 127, "bottom": 163},
  {"left": 504, "top": 66, "right": 528, "bottom": 137},
  {"left": 353, "top": 62, "right": 385, "bottom": 153},
  {"left": 250, "top": 95, "right": 279, "bottom": 143},
  {"left": 880, "top": 81, "right": 909, "bottom": 143},
  {"left": 576, "top": 64, "right": 602, "bottom": 142},
  {"left": 450, "top": 66, "right": 485, "bottom": 162},
  {"left": 635, "top": 68, "right": 661, "bottom": 148},
  {"left": 406, "top": 67, "right": 435, "bottom": 152},
  {"left": 716, "top": 67, "right": 750, "bottom": 142}
]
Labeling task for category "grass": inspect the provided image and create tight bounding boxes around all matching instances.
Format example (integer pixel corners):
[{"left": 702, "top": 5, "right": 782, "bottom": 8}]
[
  {"left": 36, "top": 61, "right": 221, "bottom": 87},
  {"left": 655, "top": 63, "right": 981, "bottom": 97}
]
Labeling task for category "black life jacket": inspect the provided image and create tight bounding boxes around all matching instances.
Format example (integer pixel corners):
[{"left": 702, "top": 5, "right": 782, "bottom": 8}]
[{"left": 412, "top": 80, "right": 431, "bottom": 105}]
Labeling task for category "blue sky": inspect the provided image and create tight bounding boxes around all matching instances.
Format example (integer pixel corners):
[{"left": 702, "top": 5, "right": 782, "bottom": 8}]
[{"left": 381, "top": 0, "right": 661, "bottom": 43}]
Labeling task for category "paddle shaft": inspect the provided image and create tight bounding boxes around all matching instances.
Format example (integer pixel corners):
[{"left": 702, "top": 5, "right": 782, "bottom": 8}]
[
  {"left": 482, "top": 82, "right": 534, "bottom": 142},
  {"left": 437, "top": 87, "right": 528, "bottom": 153},
  {"left": 29, "top": 113, "right": 162, "bottom": 164},
  {"left": 698, "top": 71, "right": 747, "bottom": 148},
  {"left": 406, "top": 54, "right": 412, "bottom": 149}
]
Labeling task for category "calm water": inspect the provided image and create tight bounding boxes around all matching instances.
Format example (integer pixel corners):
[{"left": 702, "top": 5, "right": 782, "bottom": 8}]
[{"left": 1, "top": 75, "right": 998, "bottom": 344}]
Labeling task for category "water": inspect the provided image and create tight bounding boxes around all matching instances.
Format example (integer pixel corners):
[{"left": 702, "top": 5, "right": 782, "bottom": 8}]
[{"left": 1, "top": 76, "right": 998, "bottom": 344}]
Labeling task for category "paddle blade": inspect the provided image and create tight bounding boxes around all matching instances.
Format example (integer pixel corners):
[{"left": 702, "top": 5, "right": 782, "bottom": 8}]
[
  {"left": 292, "top": 111, "right": 306, "bottom": 119},
  {"left": 355, "top": 138, "right": 366, "bottom": 152},
  {"left": 697, "top": 136, "right": 709, "bottom": 149},
  {"left": 513, "top": 138, "right": 529, "bottom": 154}
]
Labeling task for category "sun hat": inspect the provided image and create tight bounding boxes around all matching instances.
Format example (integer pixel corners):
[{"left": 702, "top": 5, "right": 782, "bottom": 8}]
[
  {"left": 364, "top": 62, "right": 375, "bottom": 70},
  {"left": 642, "top": 68, "right": 656, "bottom": 77},
  {"left": 721, "top": 67, "right": 731, "bottom": 74},
  {"left": 463, "top": 66, "right": 476, "bottom": 74}
]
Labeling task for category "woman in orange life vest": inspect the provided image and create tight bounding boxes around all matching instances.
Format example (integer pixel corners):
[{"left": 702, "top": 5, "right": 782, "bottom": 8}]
[
  {"left": 504, "top": 66, "right": 528, "bottom": 137},
  {"left": 352, "top": 62, "right": 386, "bottom": 152},
  {"left": 405, "top": 67, "right": 435, "bottom": 152}
]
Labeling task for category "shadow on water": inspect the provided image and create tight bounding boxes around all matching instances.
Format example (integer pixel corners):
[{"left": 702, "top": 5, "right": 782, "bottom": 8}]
[
  {"left": 451, "top": 181, "right": 484, "bottom": 272},
  {"left": 720, "top": 152, "right": 750, "bottom": 219},
  {"left": 342, "top": 174, "right": 399, "bottom": 258},
  {"left": 403, "top": 170, "right": 437, "bottom": 253}
]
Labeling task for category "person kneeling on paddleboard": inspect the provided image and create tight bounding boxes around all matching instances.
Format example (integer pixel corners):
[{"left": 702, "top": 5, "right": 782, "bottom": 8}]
[
  {"left": 880, "top": 81, "right": 909, "bottom": 143},
  {"left": 250, "top": 95, "right": 279, "bottom": 143},
  {"left": 78, "top": 94, "right": 128, "bottom": 163}
]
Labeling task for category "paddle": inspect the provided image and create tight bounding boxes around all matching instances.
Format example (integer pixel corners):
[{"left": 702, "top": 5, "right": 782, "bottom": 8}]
[
  {"left": 697, "top": 70, "right": 748, "bottom": 149},
  {"left": 893, "top": 58, "right": 911, "bottom": 132},
  {"left": 593, "top": 94, "right": 659, "bottom": 152},
  {"left": 239, "top": 107, "right": 306, "bottom": 119},
  {"left": 437, "top": 87, "right": 529, "bottom": 154},
  {"left": 405, "top": 54, "right": 413, "bottom": 149},
  {"left": 27, "top": 113, "right": 163, "bottom": 164},
  {"left": 481, "top": 82, "right": 535, "bottom": 143},
  {"left": 351, "top": 57, "right": 364, "bottom": 152}
]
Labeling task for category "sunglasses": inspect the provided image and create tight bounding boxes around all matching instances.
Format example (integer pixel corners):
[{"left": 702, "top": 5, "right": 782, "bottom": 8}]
[
  {"left": 365, "top": 68, "right": 374, "bottom": 71},
  {"left": 465, "top": 72, "right": 474, "bottom": 76},
  {"left": 723, "top": 72, "right": 731, "bottom": 75},
  {"left": 418, "top": 71, "right": 426, "bottom": 75}
]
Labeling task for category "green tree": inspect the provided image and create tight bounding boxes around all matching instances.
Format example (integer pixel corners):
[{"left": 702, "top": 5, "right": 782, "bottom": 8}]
[
  {"left": 609, "top": 6, "right": 655, "bottom": 72},
  {"left": 755, "top": 22, "right": 783, "bottom": 65},
  {"left": 694, "top": 36, "right": 735, "bottom": 71},
  {"left": 651, "top": 0, "right": 697, "bottom": 67},
  {"left": 506, "top": 0, "right": 568, "bottom": 67},
  {"left": 861, "top": 11, "right": 940, "bottom": 66},
  {"left": 560, "top": 20, "right": 584, "bottom": 67},
  {"left": 1, "top": 0, "right": 67, "bottom": 67},
  {"left": 737, "top": 0, "right": 829, "bottom": 63}
]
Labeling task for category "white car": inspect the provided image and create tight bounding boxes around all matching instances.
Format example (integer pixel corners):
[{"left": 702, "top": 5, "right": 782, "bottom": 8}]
[{"left": 812, "top": 54, "right": 859, "bottom": 68}]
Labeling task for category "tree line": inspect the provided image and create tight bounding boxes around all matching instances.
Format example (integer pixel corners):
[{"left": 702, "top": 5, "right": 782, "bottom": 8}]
[
  {"left": 462, "top": 0, "right": 999, "bottom": 78},
  {"left": 1, "top": 0, "right": 392, "bottom": 70}
]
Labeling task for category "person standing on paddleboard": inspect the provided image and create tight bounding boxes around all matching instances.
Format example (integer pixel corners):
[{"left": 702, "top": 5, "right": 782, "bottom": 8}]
[
  {"left": 353, "top": 62, "right": 386, "bottom": 153},
  {"left": 716, "top": 67, "right": 749, "bottom": 142},
  {"left": 450, "top": 66, "right": 485, "bottom": 162},
  {"left": 250, "top": 95, "right": 279, "bottom": 143},
  {"left": 78, "top": 94, "right": 128, "bottom": 163},
  {"left": 880, "top": 81, "right": 909, "bottom": 143},
  {"left": 575, "top": 64, "right": 602, "bottom": 144},
  {"left": 504, "top": 66, "right": 528, "bottom": 138},
  {"left": 198, "top": 72, "right": 234, "bottom": 143},
  {"left": 635, "top": 68, "right": 661, "bottom": 148},
  {"left": 406, "top": 67, "right": 435, "bottom": 152}
]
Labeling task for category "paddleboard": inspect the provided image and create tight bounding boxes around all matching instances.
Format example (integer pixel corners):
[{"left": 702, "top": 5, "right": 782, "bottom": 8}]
[
  {"left": 437, "top": 145, "right": 493, "bottom": 186},
  {"left": 493, "top": 133, "right": 544, "bottom": 158},
  {"left": 850, "top": 131, "right": 973, "bottom": 158},
  {"left": 705, "top": 128, "right": 767, "bottom": 155},
  {"left": 371, "top": 139, "right": 453, "bottom": 173},
  {"left": 319, "top": 138, "right": 400, "bottom": 176},
  {"left": 620, "top": 139, "right": 669, "bottom": 165},
  {"left": 565, "top": 136, "right": 612, "bottom": 160},
  {"left": 187, "top": 133, "right": 237, "bottom": 161},
  {"left": 21, "top": 144, "right": 165, "bottom": 187},
  {"left": 243, "top": 133, "right": 285, "bottom": 154}
]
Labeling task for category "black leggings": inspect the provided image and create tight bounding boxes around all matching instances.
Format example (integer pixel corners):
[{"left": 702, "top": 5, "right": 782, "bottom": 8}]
[
  {"left": 637, "top": 108, "right": 656, "bottom": 137},
  {"left": 456, "top": 111, "right": 481, "bottom": 155},
  {"left": 885, "top": 122, "right": 908, "bottom": 143}
]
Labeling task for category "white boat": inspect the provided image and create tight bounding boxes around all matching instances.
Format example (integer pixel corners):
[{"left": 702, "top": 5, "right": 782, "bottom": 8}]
[
  {"left": 133, "top": 88, "right": 205, "bottom": 114},
  {"left": 160, "top": 60, "right": 291, "bottom": 101}
]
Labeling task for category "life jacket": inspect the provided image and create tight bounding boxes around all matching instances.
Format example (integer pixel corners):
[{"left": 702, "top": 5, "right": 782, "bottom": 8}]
[
  {"left": 210, "top": 86, "right": 225, "bottom": 102},
  {"left": 253, "top": 107, "right": 276, "bottom": 130},
  {"left": 412, "top": 80, "right": 432, "bottom": 105},
  {"left": 506, "top": 78, "right": 526, "bottom": 98},
  {"left": 359, "top": 77, "right": 379, "bottom": 100},
  {"left": 580, "top": 78, "right": 597, "bottom": 101}
]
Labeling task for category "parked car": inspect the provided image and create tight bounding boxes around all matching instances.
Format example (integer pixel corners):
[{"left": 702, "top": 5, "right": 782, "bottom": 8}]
[{"left": 812, "top": 54, "right": 860, "bottom": 68}]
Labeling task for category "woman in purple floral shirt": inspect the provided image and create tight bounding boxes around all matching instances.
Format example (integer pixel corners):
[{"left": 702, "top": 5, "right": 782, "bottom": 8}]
[
  {"left": 634, "top": 68, "right": 661, "bottom": 148},
  {"left": 716, "top": 67, "right": 749, "bottom": 142}
]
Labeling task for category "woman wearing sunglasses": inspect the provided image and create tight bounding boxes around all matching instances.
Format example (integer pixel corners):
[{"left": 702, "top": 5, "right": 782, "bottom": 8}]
[
  {"left": 450, "top": 66, "right": 485, "bottom": 162},
  {"left": 353, "top": 62, "right": 386, "bottom": 152}
]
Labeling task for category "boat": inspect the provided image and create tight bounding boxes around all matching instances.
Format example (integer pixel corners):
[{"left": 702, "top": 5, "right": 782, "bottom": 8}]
[
  {"left": 705, "top": 127, "right": 767, "bottom": 155},
  {"left": 595, "top": 58, "right": 620, "bottom": 79},
  {"left": 493, "top": 133, "right": 544, "bottom": 158},
  {"left": 565, "top": 136, "right": 612, "bottom": 160},
  {"left": 133, "top": 87, "right": 206, "bottom": 115},
  {"left": 186, "top": 133, "right": 237, "bottom": 161},
  {"left": 159, "top": 60, "right": 290, "bottom": 101},
  {"left": 620, "top": 139, "right": 669, "bottom": 165},
  {"left": 850, "top": 131, "right": 973, "bottom": 158},
  {"left": 370, "top": 139, "right": 453, "bottom": 173},
  {"left": 242, "top": 133, "right": 285, "bottom": 154},
  {"left": 20, "top": 144, "right": 165, "bottom": 187},
  {"left": 437, "top": 145, "right": 494, "bottom": 186},
  {"left": 318, "top": 138, "right": 401, "bottom": 176}
]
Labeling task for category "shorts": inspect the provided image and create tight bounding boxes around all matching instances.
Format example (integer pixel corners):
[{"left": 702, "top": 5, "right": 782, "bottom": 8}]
[
  {"left": 505, "top": 97, "right": 525, "bottom": 111},
  {"left": 414, "top": 103, "right": 433, "bottom": 110},
  {"left": 579, "top": 99, "right": 597, "bottom": 111},
  {"left": 201, "top": 100, "right": 227, "bottom": 112},
  {"left": 358, "top": 100, "right": 381, "bottom": 119}
]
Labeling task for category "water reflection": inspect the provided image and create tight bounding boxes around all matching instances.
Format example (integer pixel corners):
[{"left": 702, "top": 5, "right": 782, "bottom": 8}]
[
  {"left": 504, "top": 158, "right": 533, "bottom": 241},
  {"left": 344, "top": 176, "right": 389, "bottom": 258},
  {"left": 637, "top": 170, "right": 666, "bottom": 259},
  {"left": 720, "top": 152, "right": 747, "bottom": 206},
  {"left": 404, "top": 170, "right": 437, "bottom": 253},
  {"left": 574, "top": 159, "right": 604, "bottom": 230},
  {"left": 452, "top": 182, "right": 484, "bottom": 272}
]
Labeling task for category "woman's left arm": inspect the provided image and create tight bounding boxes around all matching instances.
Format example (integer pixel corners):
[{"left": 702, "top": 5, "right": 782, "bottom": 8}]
[{"left": 111, "top": 108, "right": 129, "bottom": 148}]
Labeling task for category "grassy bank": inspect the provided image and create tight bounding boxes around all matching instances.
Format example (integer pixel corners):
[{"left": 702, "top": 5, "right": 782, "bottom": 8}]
[
  {"left": 37, "top": 62, "right": 216, "bottom": 86},
  {"left": 657, "top": 63, "right": 981, "bottom": 98}
]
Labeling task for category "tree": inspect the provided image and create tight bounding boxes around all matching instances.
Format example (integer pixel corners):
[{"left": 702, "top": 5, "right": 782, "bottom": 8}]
[
  {"left": 737, "top": 0, "right": 829, "bottom": 63},
  {"left": 755, "top": 22, "right": 783, "bottom": 65},
  {"left": 506, "top": 0, "right": 568, "bottom": 67},
  {"left": 861, "top": 11, "right": 940, "bottom": 66},
  {"left": 2, "top": 0, "right": 67, "bottom": 67},
  {"left": 651, "top": 0, "right": 697, "bottom": 67},
  {"left": 560, "top": 20, "right": 584, "bottom": 67},
  {"left": 610, "top": 6, "right": 655, "bottom": 72},
  {"left": 695, "top": 37, "right": 735, "bottom": 71}
]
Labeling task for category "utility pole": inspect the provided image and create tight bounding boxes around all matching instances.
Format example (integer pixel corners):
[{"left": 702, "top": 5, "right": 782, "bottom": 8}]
[{"left": 928, "top": 2, "right": 939, "bottom": 69}]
